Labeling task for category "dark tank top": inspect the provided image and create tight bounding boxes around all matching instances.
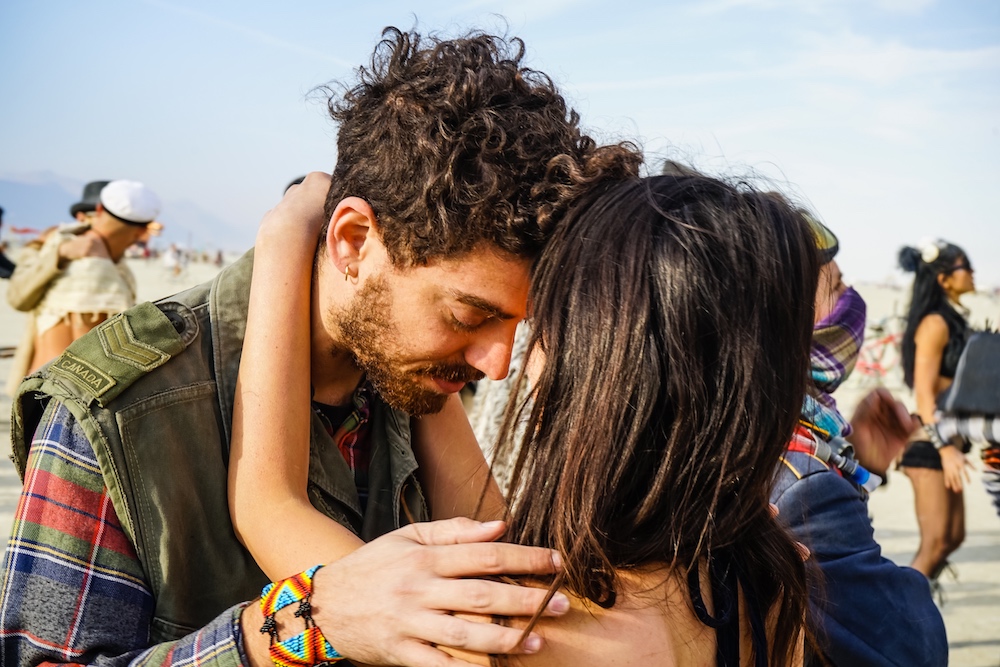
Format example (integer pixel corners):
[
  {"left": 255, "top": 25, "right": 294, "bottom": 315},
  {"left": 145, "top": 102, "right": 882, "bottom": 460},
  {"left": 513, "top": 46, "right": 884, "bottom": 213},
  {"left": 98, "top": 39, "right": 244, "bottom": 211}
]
[
  {"left": 933, "top": 306, "right": 970, "bottom": 379},
  {"left": 688, "top": 554, "right": 769, "bottom": 667}
]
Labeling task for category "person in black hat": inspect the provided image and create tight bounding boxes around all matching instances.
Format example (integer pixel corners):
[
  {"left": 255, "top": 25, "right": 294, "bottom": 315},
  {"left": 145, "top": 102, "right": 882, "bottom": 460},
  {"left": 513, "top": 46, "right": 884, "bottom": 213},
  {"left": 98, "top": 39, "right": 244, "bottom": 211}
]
[
  {"left": 5, "top": 180, "right": 116, "bottom": 312},
  {"left": 5, "top": 180, "right": 163, "bottom": 395},
  {"left": 70, "top": 180, "right": 111, "bottom": 222}
]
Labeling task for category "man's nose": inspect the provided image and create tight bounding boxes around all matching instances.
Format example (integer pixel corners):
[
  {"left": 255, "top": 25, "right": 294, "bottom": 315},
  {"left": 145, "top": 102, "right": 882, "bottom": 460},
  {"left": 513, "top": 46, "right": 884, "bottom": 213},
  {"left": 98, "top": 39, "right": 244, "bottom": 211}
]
[{"left": 463, "top": 325, "right": 517, "bottom": 381}]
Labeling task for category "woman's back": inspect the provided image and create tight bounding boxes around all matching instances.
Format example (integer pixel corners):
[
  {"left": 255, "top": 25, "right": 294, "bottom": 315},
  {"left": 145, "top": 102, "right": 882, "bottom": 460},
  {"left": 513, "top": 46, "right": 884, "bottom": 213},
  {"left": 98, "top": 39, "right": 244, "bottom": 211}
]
[
  {"left": 451, "top": 565, "right": 791, "bottom": 666},
  {"left": 520, "top": 567, "right": 787, "bottom": 667}
]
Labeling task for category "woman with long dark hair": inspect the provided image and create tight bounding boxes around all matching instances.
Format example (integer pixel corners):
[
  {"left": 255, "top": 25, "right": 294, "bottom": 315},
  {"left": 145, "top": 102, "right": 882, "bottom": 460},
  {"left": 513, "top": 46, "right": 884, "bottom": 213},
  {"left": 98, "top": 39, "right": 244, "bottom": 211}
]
[
  {"left": 898, "top": 239, "right": 976, "bottom": 579},
  {"left": 233, "top": 173, "right": 816, "bottom": 665},
  {"left": 465, "top": 175, "right": 815, "bottom": 665}
]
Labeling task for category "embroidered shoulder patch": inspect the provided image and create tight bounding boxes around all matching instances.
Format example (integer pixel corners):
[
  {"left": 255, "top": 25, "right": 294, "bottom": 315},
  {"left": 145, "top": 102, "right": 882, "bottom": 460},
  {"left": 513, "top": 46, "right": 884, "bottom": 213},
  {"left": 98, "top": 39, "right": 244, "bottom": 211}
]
[
  {"left": 50, "top": 350, "right": 117, "bottom": 397},
  {"left": 98, "top": 314, "right": 170, "bottom": 371}
]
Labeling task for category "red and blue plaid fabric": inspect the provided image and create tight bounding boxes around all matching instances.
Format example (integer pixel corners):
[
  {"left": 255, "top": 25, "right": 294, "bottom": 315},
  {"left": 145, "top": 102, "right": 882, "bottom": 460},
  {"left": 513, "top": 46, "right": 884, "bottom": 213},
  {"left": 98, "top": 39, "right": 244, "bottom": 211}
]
[
  {"left": 0, "top": 402, "right": 249, "bottom": 667},
  {"left": 332, "top": 384, "right": 370, "bottom": 479},
  {"left": 314, "top": 382, "right": 371, "bottom": 512}
]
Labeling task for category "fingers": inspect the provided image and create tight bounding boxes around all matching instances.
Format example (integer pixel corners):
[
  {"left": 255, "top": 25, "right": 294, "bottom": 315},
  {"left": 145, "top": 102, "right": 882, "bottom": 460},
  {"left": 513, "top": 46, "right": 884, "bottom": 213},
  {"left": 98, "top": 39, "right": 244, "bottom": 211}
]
[
  {"left": 868, "top": 387, "right": 891, "bottom": 404},
  {"left": 768, "top": 503, "right": 779, "bottom": 518},
  {"left": 430, "top": 542, "right": 562, "bottom": 578},
  {"left": 396, "top": 519, "right": 563, "bottom": 577},
  {"left": 946, "top": 472, "right": 964, "bottom": 493},
  {"left": 404, "top": 518, "right": 506, "bottom": 546},
  {"left": 301, "top": 171, "right": 332, "bottom": 188},
  {"left": 891, "top": 400, "right": 916, "bottom": 430},
  {"left": 423, "top": 578, "right": 570, "bottom": 618},
  {"left": 944, "top": 463, "right": 965, "bottom": 493},
  {"left": 410, "top": 613, "right": 544, "bottom": 657}
]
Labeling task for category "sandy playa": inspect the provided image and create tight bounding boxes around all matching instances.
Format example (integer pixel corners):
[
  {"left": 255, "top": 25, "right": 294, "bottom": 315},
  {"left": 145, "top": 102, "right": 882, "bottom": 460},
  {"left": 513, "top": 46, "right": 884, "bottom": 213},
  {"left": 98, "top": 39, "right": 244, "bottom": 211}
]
[{"left": 1, "top": 261, "right": 998, "bottom": 665}]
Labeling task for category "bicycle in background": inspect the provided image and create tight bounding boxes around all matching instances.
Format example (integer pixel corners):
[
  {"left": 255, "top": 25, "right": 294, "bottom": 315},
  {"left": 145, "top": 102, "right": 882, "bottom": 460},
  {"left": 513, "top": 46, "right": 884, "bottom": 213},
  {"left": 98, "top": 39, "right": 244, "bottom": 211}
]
[{"left": 855, "top": 316, "right": 905, "bottom": 387}]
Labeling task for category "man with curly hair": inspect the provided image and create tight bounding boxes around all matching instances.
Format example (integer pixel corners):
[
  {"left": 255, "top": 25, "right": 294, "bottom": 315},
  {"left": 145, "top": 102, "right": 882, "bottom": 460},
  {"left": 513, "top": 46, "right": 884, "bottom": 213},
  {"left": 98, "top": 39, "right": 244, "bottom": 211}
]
[{"left": 3, "top": 27, "right": 640, "bottom": 667}]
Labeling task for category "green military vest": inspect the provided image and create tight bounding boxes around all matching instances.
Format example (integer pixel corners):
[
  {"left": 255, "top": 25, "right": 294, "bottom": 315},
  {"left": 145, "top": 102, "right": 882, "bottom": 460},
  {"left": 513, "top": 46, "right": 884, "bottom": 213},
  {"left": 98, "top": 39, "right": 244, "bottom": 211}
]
[{"left": 10, "top": 251, "right": 429, "bottom": 643}]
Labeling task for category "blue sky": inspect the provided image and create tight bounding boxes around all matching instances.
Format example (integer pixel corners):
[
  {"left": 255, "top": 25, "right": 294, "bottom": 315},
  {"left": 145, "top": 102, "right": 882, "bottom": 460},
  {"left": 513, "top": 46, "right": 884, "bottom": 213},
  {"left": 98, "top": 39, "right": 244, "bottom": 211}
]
[{"left": 1, "top": 0, "right": 998, "bottom": 286}]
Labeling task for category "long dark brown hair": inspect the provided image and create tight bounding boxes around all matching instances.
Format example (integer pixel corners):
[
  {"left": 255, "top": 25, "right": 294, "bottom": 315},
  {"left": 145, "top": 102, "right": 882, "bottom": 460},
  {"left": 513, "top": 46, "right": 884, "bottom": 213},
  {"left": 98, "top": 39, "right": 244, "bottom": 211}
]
[{"left": 497, "top": 174, "right": 818, "bottom": 664}]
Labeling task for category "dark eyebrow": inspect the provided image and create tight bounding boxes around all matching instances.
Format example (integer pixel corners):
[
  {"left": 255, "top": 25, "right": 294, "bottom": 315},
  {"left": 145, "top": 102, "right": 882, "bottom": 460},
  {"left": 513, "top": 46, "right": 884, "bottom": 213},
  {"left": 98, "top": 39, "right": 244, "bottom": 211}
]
[{"left": 452, "top": 291, "right": 517, "bottom": 321}]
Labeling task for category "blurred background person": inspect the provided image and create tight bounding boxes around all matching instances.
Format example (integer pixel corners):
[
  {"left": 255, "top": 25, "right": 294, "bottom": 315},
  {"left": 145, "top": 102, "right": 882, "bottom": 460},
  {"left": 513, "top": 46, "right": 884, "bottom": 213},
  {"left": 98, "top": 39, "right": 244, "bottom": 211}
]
[
  {"left": 4, "top": 180, "right": 160, "bottom": 395},
  {"left": 6, "top": 180, "right": 111, "bottom": 394},
  {"left": 0, "top": 207, "right": 14, "bottom": 279},
  {"left": 6, "top": 181, "right": 112, "bottom": 311},
  {"left": 71, "top": 180, "right": 110, "bottom": 223},
  {"left": 898, "top": 238, "right": 976, "bottom": 582}
]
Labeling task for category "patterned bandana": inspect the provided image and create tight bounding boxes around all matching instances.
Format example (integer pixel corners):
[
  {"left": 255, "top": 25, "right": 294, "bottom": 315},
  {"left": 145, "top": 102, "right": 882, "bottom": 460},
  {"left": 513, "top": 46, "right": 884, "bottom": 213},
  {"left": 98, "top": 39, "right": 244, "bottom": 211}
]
[{"left": 803, "top": 286, "right": 867, "bottom": 438}]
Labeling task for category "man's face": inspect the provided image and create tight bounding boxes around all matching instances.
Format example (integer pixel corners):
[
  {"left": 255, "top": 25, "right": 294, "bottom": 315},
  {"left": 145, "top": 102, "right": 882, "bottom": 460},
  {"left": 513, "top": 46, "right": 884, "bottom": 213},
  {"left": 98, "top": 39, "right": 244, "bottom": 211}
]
[{"left": 325, "top": 246, "right": 531, "bottom": 415}]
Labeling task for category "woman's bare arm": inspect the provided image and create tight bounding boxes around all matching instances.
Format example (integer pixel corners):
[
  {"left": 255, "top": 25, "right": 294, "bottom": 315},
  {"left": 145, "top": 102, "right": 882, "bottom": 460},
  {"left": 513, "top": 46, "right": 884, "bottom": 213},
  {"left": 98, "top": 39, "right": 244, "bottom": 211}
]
[
  {"left": 912, "top": 313, "right": 970, "bottom": 491},
  {"left": 411, "top": 395, "right": 507, "bottom": 522},
  {"left": 229, "top": 173, "right": 363, "bottom": 581},
  {"left": 912, "top": 313, "right": 949, "bottom": 425}
]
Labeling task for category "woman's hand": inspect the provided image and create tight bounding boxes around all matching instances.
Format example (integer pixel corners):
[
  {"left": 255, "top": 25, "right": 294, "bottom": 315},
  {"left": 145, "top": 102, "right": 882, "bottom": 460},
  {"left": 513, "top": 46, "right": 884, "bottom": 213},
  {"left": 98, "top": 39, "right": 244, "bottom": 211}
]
[
  {"left": 255, "top": 171, "right": 332, "bottom": 254},
  {"left": 940, "top": 444, "right": 973, "bottom": 492}
]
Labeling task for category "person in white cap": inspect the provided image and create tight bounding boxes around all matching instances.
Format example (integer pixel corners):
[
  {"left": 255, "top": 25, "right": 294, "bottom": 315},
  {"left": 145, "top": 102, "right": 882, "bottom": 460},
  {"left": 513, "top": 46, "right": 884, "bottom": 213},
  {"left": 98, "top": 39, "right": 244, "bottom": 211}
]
[{"left": 5, "top": 179, "right": 162, "bottom": 389}]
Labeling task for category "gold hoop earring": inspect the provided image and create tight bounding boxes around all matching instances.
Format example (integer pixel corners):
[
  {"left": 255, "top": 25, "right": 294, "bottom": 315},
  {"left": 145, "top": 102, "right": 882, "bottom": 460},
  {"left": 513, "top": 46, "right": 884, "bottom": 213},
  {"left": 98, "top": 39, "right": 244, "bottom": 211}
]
[{"left": 344, "top": 266, "right": 350, "bottom": 281}]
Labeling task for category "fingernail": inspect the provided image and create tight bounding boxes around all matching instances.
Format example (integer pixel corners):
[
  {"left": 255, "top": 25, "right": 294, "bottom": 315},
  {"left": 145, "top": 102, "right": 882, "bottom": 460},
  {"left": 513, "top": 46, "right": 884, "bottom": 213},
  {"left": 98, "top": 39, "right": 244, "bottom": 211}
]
[
  {"left": 548, "top": 593, "right": 570, "bottom": 614},
  {"left": 481, "top": 520, "right": 505, "bottom": 530},
  {"left": 523, "top": 635, "right": 542, "bottom": 653},
  {"left": 551, "top": 551, "right": 563, "bottom": 569}
]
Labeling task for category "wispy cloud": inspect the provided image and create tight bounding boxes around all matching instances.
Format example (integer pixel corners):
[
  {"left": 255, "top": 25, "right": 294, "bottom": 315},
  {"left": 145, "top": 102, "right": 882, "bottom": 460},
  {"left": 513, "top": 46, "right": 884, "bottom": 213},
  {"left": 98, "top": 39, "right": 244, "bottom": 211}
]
[
  {"left": 796, "top": 31, "right": 1000, "bottom": 84},
  {"left": 141, "top": 0, "right": 353, "bottom": 69},
  {"left": 451, "top": 0, "right": 589, "bottom": 22},
  {"left": 872, "top": 0, "right": 937, "bottom": 14},
  {"left": 572, "top": 31, "right": 999, "bottom": 93},
  {"left": 690, "top": 0, "right": 937, "bottom": 16}
]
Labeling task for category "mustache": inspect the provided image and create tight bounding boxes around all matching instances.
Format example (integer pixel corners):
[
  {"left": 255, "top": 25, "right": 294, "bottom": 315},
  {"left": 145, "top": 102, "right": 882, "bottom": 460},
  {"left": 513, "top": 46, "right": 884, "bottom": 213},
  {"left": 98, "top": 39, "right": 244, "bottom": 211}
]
[{"left": 414, "top": 362, "right": 485, "bottom": 384}]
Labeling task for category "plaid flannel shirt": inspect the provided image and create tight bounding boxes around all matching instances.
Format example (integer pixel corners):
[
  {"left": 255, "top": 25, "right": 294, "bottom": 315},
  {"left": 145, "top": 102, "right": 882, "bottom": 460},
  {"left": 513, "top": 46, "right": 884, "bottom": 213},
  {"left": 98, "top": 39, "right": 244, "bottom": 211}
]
[{"left": 0, "top": 402, "right": 249, "bottom": 667}]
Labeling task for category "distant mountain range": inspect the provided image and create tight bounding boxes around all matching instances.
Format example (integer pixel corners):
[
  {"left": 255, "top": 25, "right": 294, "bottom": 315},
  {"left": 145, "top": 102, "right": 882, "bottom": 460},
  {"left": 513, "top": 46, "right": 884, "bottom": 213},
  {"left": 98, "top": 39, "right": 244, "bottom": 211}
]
[{"left": 0, "top": 171, "right": 254, "bottom": 252}]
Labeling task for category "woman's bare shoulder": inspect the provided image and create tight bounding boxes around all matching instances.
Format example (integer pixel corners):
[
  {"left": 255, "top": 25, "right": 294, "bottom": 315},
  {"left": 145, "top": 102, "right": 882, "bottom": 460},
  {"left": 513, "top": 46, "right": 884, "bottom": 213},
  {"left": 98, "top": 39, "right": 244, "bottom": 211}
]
[
  {"left": 914, "top": 313, "right": 950, "bottom": 348},
  {"left": 444, "top": 569, "right": 713, "bottom": 667}
]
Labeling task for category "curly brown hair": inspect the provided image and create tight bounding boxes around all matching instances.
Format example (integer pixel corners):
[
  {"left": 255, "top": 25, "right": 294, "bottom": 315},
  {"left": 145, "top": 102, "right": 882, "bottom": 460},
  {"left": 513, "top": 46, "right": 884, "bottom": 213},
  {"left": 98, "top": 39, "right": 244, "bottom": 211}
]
[{"left": 323, "top": 27, "right": 641, "bottom": 266}]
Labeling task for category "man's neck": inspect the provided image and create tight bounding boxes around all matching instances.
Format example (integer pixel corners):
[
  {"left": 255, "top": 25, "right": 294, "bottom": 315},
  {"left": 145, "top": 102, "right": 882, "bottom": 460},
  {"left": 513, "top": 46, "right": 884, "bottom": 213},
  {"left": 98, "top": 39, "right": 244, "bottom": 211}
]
[
  {"left": 89, "top": 225, "right": 129, "bottom": 262},
  {"left": 309, "top": 301, "right": 365, "bottom": 407}
]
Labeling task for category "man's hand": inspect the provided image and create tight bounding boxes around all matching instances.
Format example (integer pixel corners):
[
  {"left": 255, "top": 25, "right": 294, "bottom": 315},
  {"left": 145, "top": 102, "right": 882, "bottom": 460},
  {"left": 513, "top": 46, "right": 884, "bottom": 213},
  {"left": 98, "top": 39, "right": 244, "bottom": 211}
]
[
  {"left": 848, "top": 388, "right": 919, "bottom": 476},
  {"left": 58, "top": 232, "right": 109, "bottom": 263},
  {"left": 940, "top": 444, "right": 973, "bottom": 492},
  {"left": 242, "top": 518, "right": 568, "bottom": 667}
]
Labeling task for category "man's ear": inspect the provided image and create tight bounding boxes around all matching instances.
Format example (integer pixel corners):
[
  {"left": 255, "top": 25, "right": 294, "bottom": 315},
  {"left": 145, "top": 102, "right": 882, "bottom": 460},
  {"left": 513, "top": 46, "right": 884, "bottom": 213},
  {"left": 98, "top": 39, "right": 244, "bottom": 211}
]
[{"left": 325, "top": 197, "right": 378, "bottom": 278}]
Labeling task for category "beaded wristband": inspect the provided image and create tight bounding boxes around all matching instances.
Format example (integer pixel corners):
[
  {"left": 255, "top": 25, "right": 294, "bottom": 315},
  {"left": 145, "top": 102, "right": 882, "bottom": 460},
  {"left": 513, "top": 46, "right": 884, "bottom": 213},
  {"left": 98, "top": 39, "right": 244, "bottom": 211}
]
[{"left": 259, "top": 565, "right": 343, "bottom": 667}]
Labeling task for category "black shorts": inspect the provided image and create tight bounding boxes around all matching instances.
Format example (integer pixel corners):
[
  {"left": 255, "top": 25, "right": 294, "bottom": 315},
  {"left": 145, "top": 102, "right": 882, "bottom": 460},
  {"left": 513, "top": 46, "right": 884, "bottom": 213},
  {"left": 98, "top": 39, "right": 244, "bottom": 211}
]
[{"left": 900, "top": 439, "right": 973, "bottom": 470}]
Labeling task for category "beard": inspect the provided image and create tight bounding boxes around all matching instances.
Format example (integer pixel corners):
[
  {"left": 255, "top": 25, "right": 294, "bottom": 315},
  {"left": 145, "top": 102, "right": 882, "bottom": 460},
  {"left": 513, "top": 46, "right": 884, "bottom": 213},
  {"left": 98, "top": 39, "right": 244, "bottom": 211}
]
[{"left": 335, "top": 273, "right": 484, "bottom": 415}]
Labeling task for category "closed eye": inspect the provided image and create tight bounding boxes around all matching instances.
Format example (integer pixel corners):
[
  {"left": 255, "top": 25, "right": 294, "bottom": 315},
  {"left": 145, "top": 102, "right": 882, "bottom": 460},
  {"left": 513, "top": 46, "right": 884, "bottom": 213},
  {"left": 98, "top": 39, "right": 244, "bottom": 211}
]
[{"left": 450, "top": 312, "right": 489, "bottom": 332}]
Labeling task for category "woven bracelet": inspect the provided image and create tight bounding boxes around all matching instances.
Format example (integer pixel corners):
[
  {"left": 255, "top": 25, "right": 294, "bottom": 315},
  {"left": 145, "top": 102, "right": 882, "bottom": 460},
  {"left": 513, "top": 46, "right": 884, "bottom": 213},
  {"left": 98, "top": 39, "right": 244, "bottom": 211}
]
[{"left": 259, "top": 565, "right": 343, "bottom": 667}]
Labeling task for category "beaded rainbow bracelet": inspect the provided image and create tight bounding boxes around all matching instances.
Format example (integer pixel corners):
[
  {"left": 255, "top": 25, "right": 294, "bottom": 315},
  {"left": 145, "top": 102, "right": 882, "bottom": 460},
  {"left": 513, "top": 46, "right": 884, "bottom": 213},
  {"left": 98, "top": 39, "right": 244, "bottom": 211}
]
[{"left": 259, "top": 565, "right": 344, "bottom": 667}]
